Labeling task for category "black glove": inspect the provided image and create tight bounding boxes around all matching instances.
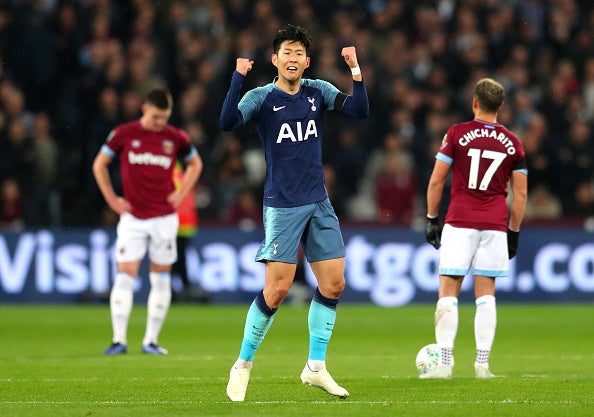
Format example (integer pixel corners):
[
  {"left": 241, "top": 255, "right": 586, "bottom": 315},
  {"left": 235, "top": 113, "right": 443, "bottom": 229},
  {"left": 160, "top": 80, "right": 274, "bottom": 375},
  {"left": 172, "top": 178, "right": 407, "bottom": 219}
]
[
  {"left": 507, "top": 228, "right": 519, "bottom": 259},
  {"left": 425, "top": 216, "right": 442, "bottom": 249}
]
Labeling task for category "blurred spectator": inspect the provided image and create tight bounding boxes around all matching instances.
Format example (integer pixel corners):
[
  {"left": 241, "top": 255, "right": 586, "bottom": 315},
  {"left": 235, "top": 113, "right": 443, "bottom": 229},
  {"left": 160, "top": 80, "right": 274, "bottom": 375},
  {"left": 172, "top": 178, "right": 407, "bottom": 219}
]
[
  {"left": 225, "top": 187, "right": 262, "bottom": 231},
  {"left": 524, "top": 184, "right": 563, "bottom": 221},
  {"left": 556, "top": 119, "right": 594, "bottom": 204},
  {"left": 1, "top": 82, "right": 34, "bottom": 134},
  {"left": 211, "top": 135, "right": 248, "bottom": 217},
  {"left": 51, "top": 1, "right": 84, "bottom": 83},
  {"left": 537, "top": 73, "right": 571, "bottom": 137},
  {"left": 565, "top": 180, "right": 594, "bottom": 218},
  {"left": 322, "top": 163, "right": 346, "bottom": 218},
  {"left": 512, "top": 89, "right": 536, "bottom": 132},
  {"left": 0, "top": 178, "right": 24, "bottom": 231},
  {"left": 360, "top": 131, "right": 409, "bottom": 189},
  {"left": 120, "top": 89, "right": 143, "bottom": 121},
  {"left": 520, "top": 113, "right": 558, "bottom": 192},
  {"left": 374, "top": 152, "right": 417, "bottom": 224},
  {"left": 29, "top": 112, "right": 60, "bottom": 227},
  {"left": 349, "top": 131, "right": 414, "bottom": 221},
  {"left": 581, "top": 57, "right": 594, "bottom": 121},
  {"left": 85, "top": 87, "right": 121, "bottom": 182},
  {"left": 2, "top": 118, "right": 36, "bottom": 193},
  {"left": 325, "top": 126, "right": 366, "bottom": 197}
]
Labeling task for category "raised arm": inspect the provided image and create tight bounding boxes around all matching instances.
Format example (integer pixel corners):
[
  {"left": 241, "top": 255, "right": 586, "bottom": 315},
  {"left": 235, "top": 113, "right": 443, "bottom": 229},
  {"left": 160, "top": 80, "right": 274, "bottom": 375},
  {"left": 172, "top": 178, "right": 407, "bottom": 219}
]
[
  {"left": 336, "top": 46, "right": 369, "bottom": 118},
  {"left": 341, "top": 46, "right": 362, "bottom": 82},
  {"left": 220, "top": 58, "right": 253, "bottom": 131}
]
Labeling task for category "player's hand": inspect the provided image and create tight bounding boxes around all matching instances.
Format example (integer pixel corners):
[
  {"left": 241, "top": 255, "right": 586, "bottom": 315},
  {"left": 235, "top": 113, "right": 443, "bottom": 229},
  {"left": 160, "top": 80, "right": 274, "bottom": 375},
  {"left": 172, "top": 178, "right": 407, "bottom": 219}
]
[
  {"left": 425, "top": 216, "right": 441, "bottom": 249},
  {"left": 341, "top": 46, "right": 359, "bottom": 69},
  {"left": 236, "top": 58, "right": 254, "bottom": 76},
  {"left": 167, "top": 191, "right": 184, "bottom": 208},
  {"left": 108, "top": 196, "right": 131, "bottom": 215},
  {"left": 507, "top": 228, "right": 519, "bottom": 259}
]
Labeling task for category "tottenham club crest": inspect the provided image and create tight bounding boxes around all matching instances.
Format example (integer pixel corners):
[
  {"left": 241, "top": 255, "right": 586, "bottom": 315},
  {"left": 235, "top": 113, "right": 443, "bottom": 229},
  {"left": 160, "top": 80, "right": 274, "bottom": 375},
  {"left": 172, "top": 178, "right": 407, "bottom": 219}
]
[{"left": 307, "top": 97, "right": 317, "bottom": 111}]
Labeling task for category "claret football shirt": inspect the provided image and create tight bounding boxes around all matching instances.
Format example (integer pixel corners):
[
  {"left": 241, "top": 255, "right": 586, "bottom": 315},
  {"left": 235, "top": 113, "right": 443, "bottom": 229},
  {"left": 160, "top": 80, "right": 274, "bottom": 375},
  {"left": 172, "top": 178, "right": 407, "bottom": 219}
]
[
  {"left": 101, "top": 121, "right": 195, "bottom": 219},
  {"left": 437, "top": 119, "right": 526, "bottom": 231}
]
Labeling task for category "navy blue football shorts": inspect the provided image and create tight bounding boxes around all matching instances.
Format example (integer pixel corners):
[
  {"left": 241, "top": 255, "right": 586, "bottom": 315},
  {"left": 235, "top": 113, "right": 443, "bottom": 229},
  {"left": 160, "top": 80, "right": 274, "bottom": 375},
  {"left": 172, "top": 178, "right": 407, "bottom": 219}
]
[{"left": 255, "top": 198, "right": 346, "bottom": 264}]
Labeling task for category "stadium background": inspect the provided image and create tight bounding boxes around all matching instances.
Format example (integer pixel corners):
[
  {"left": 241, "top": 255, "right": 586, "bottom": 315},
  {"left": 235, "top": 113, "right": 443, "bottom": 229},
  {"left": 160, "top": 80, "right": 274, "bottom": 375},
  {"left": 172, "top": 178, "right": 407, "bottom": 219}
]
[{"left": 0, "top": 0, "right": 592, "bottom": 304}]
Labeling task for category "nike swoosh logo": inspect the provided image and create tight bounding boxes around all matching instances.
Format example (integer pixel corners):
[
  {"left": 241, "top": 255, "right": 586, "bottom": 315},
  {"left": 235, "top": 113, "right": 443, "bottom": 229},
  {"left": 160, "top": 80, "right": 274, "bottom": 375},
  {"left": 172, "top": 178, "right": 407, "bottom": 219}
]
[{"left": 273, "top": 106, "right": 286, "bottom": 112}]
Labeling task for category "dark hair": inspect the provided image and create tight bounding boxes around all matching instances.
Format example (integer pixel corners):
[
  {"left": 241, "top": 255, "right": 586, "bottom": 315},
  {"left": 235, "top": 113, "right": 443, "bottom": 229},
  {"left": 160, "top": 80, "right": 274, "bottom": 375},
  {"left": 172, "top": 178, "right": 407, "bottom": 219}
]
[
  {"left": 474, "top": 78, "right": 504, "bottom": 113},
  {"left": 146, "top": 88, "right": 172, "bottom": 110},
  {"left": 272, "top": 24, "right": 312, "bottom": 54}
]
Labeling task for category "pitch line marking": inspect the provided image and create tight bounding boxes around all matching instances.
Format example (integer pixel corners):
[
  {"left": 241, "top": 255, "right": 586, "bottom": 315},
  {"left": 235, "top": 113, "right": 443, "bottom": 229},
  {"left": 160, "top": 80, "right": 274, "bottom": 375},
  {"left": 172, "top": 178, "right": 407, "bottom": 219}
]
[{"left": 1, "top": 399, "right": 590, "bottom": 406}]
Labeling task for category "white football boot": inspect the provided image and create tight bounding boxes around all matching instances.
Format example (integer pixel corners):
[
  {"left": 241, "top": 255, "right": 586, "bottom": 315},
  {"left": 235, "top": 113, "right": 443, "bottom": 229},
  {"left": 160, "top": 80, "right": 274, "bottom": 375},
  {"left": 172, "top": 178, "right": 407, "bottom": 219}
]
[
  {"left": 300, "top": 364, "right": 349, "bottom": 398},
  {"left": 474, "top": 362, "right": 496, "bottom": 379},
  {"left": 226, "top": 366, "right": 251, "bottom": 402}
]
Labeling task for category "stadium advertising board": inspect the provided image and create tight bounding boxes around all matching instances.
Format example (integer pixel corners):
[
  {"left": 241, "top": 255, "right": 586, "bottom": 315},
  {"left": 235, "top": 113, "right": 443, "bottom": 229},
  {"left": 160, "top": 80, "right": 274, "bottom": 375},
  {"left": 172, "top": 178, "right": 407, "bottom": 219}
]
[{"left": 0, "top": 227, "right": 592, "bottom": 305}]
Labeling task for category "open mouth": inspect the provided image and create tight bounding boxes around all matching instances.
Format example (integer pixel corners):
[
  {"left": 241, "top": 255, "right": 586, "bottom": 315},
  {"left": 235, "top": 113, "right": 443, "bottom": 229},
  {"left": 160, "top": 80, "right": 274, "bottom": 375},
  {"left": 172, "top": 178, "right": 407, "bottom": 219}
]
[{"left": 287, "top": 66, "right": 298, "bottom": 73}]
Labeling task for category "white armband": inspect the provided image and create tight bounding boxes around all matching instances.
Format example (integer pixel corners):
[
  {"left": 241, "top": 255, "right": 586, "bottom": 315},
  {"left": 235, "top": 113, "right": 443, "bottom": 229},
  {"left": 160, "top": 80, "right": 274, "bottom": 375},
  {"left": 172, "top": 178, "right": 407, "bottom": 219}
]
[{"left": 350, "top": 66, "right": 361, "bottom": 76}]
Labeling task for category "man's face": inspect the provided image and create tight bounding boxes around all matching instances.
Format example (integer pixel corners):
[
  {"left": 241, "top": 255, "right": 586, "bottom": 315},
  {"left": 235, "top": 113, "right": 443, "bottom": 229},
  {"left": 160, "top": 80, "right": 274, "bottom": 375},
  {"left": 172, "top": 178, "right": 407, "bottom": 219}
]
[
  {"left": 142, "top": 103, "right": 171, "bottom": 132},
  {"left": 272, "top": 40, "right": 310, "bottom": 81}
]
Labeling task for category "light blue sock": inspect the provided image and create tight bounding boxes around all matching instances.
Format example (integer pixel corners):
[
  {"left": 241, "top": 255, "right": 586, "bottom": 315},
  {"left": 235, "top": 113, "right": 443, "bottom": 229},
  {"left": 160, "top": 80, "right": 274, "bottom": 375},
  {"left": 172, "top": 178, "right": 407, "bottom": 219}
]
[
  {"left": 238, "top": 291, "right": 277, "bottom": 362},
  {"left": 308, "top": 288, "right": 339, "bottom": 361}
]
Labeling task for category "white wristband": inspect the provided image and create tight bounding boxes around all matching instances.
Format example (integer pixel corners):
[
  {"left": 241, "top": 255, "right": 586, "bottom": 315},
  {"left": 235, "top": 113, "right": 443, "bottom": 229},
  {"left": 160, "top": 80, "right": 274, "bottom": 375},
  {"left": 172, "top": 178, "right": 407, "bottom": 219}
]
[{"left": 350, "top": 66, "right": 361, "bottom": 76}]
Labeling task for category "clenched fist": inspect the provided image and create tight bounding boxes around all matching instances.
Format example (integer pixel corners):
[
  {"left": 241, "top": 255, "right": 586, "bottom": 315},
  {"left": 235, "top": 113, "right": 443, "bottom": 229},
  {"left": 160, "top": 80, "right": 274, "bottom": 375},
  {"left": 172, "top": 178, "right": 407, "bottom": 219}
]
[
  {"left": 341, "top": 46, "right": 359, "bottom": 69},
  {"left": 236, "top": 58, "right": 254, "bottom": 76}
]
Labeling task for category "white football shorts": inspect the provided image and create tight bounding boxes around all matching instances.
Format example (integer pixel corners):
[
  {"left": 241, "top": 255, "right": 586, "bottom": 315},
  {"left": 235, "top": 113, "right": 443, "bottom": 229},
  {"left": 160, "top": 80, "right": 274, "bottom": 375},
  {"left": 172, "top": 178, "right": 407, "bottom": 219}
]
[
  {"left": 115, "top": 212, "right": 178, "bottom": 265},
  {"left": 438, "top": 223, "right": 509, "bottom": 277}
]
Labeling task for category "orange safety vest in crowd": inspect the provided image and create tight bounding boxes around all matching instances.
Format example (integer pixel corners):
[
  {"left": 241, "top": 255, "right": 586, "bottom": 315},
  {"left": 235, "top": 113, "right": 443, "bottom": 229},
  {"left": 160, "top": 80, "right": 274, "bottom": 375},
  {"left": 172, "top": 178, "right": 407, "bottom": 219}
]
[{"left": 173, "top": 161, "right": 198, "bottom": 237}]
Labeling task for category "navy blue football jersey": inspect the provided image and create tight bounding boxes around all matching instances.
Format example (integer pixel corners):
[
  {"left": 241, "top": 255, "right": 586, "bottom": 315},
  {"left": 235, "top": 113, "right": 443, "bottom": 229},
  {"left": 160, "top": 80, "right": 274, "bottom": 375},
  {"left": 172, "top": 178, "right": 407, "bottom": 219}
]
[
  {"left": 238, "top": 78, "right": 338, "bottom": 207},
  {"left": 221, "top": 71, "right": 369, "bottom": 208}
]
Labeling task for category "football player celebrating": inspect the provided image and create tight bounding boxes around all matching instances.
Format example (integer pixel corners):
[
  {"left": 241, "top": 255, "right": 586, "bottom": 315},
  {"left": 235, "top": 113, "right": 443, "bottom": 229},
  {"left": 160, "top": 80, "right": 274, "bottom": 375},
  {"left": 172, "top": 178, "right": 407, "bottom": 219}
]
[{"left": 220, "top": 24, "right": 369, "bottom": 401}]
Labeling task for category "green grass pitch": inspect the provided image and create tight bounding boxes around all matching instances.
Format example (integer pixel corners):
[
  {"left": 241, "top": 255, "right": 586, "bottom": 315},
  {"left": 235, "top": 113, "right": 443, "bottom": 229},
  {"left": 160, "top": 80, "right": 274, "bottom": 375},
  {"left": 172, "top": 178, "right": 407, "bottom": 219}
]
[{"left": 0, "top": 303, "right": 592, "bottom": 416}]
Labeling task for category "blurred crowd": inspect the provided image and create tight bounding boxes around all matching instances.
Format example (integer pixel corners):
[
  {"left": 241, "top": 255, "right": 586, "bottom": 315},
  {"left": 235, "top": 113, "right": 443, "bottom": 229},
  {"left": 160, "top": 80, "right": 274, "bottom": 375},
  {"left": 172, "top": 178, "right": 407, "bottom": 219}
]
[{"left": 1, "top": 0, "right": 594, "bottom": 231}]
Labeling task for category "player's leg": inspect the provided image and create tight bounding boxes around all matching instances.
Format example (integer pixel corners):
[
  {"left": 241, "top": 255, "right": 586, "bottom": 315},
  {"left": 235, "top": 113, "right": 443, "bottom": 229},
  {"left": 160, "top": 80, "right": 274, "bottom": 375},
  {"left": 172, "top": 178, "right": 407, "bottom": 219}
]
[
  {"left": 142, "top": 214, "right": 178, "bottom": 354},
  {"left": 105, "top": 264, "right": 140, "bottom": 354},
  {"left": 240, "top": 262, "right": 296, "bottom": 361},
  {"left": 105, "top": 214, "right": 147, "bottom": 355},
  {"left": 473, "top": 276, "right": 496, "bottom": 378},
  {"left": 299, "top": 199, "right": 348, "bottom": 397},
  {"left": 227, "top": 261, "right": 295, "bottom": 401},
  {"left": 227, "top": 204, "right": 306, "bottom": 401},
  {"left": 300, "top": 258, "right": 349, "bottom": 398},
  {"left": 142, "top": 266, "right": 172, "bottom": 354},
  {"left": 422, "top": 225, "right": 477, "bottom": 378},
  {"left": 425, "top": 275, "right": 463, "bottom": 379},
  {"left": 472, "top": 230, "right": 507, "bottom": 378}
]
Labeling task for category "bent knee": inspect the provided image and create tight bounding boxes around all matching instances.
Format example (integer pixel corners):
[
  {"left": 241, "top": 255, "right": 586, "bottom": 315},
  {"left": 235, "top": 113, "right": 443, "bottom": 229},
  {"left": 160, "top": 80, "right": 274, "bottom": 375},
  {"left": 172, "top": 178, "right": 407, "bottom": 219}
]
[
  {"left": 319, "top": 277, "right": 345, "bottom": 299},
  {"left": 264, "top": 285, "right": 291, "bottom": 307}
]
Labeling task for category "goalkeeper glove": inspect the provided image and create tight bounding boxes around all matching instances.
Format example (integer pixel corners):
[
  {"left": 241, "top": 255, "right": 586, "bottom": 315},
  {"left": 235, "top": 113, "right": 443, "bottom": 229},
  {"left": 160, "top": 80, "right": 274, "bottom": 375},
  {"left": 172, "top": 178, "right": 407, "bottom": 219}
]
[
  {"left": 425, "top": 216, "right": 442, "bottom": 249},
  {"left": 507, "top": 228, "right": 519, "bottom": 259}
]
